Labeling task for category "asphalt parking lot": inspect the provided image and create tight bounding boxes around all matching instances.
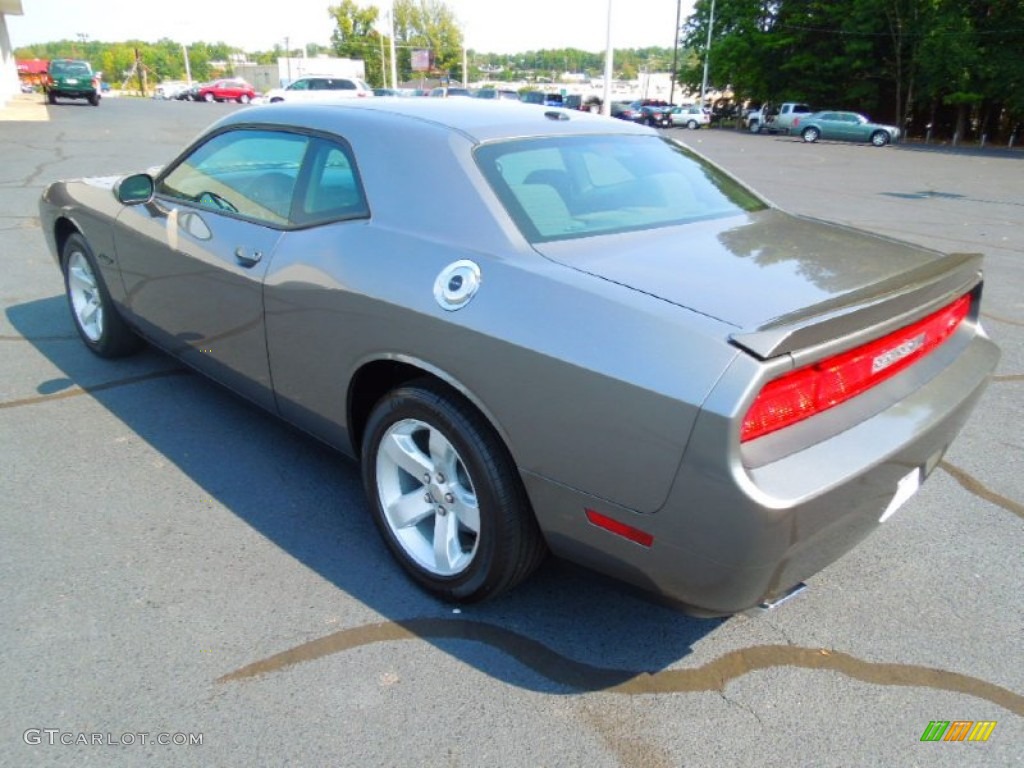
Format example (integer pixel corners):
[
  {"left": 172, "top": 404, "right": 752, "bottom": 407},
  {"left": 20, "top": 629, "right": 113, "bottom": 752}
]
[{"left": 1, "top": 97, "right": 1021, "bottom": 767}]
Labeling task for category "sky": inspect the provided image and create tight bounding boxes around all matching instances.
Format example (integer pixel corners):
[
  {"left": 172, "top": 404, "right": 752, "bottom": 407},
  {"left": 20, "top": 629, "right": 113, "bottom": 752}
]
[{"left": 7, "top": 0, "right": 694, "bottom": 54}]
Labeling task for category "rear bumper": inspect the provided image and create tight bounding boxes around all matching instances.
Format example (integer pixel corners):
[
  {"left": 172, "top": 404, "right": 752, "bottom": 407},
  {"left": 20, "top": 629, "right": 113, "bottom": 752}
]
[
  {"left": 47, "top": 88, "right": 96, "bottom": 99},
  {"left": 527, "top": 329, "right": 999, "bottom": 614}
]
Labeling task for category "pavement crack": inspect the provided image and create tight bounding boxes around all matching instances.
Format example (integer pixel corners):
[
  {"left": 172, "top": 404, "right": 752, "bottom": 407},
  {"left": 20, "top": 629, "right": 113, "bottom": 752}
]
[
  {"left": 939, "top": 460, "right": 1024, "bottom": 521},
  {"left": 0, "top": 369, "right": 190, "bottom": 410},
  {"left": 982, "top": 311, "right": 1024, "bottom": 328},
  {"left": 216, "top": 618, "right": 1024, "bottom": 716},
  {"left": 719, "top": 690, "right": 765, "bottom": 727}
]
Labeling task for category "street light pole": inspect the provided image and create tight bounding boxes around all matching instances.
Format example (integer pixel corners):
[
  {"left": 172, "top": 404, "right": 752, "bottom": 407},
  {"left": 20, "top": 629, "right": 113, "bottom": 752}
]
[
  {"left": 699, "top": 0, "right": 715, "bottom": 106},
  {"left": 389, "top": 2, "right": 399, "bottom": 90},
  {"left": 601, "top": 0, "right": 613, "bottom": 116},
  {"left": 182, "top": 44, "right": 192, "bottom": 86}
]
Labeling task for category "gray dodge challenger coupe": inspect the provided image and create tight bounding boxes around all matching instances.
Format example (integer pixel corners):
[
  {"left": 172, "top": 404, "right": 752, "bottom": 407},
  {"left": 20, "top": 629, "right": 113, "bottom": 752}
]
[{"left": 39, "top": 99, "right": 999, "bottom": 614}]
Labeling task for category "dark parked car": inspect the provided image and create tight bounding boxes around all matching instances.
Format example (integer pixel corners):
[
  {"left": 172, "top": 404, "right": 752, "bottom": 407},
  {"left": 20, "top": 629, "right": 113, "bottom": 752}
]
[
  {"left": 796, "top": 111, "right": 901, "bottom": 146},
  {"left": 609, "top": 101, "right": 638, "bottom": 121},
  {"left": 38, "top": 100, "right": 998, "bottom": 614},
  {"left": 45, "top": 59, "right": 100, "bottom": 106},
  {"left": 630, "top": 100, "right": 672, "bottom": 127},
  {"left": 476, "top": 88, "right": 520, "bottom": 101},
  {"left": 174, "top": 84, "right": 201, "bottom": 101}
]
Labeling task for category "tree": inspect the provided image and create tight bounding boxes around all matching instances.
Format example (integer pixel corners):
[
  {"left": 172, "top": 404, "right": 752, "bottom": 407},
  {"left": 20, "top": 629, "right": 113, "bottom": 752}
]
[
  {"left": 329, "top": 0, "right": 385, "bottom": 86},
  {"left": 393, "top": 0, "right": 463, "bottom": 82}
]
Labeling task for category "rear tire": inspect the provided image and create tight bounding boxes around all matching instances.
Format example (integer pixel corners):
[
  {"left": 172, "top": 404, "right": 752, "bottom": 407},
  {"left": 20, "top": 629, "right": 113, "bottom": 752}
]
[
  {"left": 687, "top": 119, "right": 699, "bottom": 130},
  {"left": 802, "top": 126, "right": 820, "bottom": 143},
  {"left": 89, "top": 93, "right": 100, "bottom": 106},
  {"left": 62, "top": 233, "right": 142, "bottom": 358},
  {"left": 361, "top": 379, "right": 546, "bottom": 603}
]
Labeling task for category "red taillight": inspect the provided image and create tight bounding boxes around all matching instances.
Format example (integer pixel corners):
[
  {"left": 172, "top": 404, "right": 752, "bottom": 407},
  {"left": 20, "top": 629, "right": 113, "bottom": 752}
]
[{"left": 741, "top": 294, "right": 972, "bottom": 442}]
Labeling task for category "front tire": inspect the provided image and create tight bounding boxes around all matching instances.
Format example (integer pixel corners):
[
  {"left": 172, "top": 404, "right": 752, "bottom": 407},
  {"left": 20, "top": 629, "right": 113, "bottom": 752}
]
[
  {"left": 871, "top": 130, "right": 890, "bottom": 146},
  {"left": 361, "top": 380, "right": 546, "bottom": 603},
  {"left": 204, "top": 92, "right": 215, "bottom": 102},
  {"left": 802, "top": 126, "right": 820, "bottom": 143},
  {"left": 238, "top": 94, "right": 250, "bottom": 104},
  {"left": 62, "top": 234, "right": 141, "bottom": 358},
  {"left": 47, "top": 91, "right": 56, "bottom": 105}
]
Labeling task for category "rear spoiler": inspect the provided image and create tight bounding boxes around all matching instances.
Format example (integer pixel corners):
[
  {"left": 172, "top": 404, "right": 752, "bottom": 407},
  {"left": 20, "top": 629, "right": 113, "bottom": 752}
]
[{"left": 730, "top": 252, "right": 983, "bottom": 361}]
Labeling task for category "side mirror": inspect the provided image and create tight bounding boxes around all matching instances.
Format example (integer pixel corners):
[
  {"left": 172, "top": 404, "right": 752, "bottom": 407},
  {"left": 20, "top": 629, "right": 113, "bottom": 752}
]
[{"left": 115, "top": 173, "right": 155, "bottom": 205}]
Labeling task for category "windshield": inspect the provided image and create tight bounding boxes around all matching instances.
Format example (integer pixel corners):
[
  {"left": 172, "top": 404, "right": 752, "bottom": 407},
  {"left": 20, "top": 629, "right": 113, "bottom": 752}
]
[{"left": 476, "top": 135, "right": 766, "bottom": 243}]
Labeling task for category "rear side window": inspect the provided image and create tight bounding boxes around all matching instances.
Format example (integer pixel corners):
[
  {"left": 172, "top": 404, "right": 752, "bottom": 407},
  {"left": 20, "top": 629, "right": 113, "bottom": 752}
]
[
  {"left": 294, "top": 139, "right": 370, "bottom": 226},
  {"left": 476, "top": 135, "right": 765, "bottom": 243}
]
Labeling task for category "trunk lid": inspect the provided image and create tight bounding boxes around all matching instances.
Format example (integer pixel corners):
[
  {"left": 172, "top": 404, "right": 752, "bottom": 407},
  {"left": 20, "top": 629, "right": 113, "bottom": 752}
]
[{"left": 532, "top": 209, "right": 981, "bottom": 358}]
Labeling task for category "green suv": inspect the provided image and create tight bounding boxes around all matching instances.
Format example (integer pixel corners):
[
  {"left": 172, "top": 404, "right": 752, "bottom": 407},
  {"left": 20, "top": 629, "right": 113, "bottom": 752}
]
[{"left": 46, "top": 59, "right": 100, "bottom": 106}]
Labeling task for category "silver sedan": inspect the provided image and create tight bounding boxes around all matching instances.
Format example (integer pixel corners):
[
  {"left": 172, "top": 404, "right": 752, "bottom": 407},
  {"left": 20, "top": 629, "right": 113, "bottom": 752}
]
[{"left": 39, "top": 99, "right": 998, "bottom": 614}]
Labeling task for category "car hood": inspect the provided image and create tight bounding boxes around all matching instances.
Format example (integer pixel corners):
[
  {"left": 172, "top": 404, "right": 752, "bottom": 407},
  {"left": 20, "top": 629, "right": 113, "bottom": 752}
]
[{"left": 532, "top": 209, "right": 978, "bottom": 350}]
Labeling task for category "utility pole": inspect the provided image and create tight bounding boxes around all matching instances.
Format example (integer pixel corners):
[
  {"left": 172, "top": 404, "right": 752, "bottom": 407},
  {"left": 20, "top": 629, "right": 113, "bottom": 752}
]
[{"left": 669, "top": 0, "right": 681, "bottom": 105}]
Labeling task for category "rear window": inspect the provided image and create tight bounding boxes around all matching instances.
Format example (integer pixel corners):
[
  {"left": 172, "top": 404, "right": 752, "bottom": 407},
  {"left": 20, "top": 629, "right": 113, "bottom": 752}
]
[
  {"left": 50, "top": 60, "right": 92, "bottom": 76},
  {"left": 475, "top": 135, "right": 766, "bottom": 243}
]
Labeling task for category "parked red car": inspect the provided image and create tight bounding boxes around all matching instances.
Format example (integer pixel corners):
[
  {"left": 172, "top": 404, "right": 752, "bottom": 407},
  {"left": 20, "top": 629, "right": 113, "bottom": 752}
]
[{"left": 197, "top": 78, "right": 257, "bottom": 104}]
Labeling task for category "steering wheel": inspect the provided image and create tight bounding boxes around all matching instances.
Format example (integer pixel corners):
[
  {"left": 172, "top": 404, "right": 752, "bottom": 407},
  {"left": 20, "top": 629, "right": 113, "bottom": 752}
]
[{"left": 197, "top": 190, "right": 238, "bottom": 213}]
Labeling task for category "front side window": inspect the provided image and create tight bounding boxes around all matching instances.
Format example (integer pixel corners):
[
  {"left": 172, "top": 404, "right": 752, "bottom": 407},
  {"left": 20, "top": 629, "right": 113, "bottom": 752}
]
[
  {"left": 158, "top": 129, "right": 309, "bottom": 226},
  {"left": 288, "top": 79, "right": 311, "bottom": 91},
  {"left": 476, "top": 135, "right": 765, "bottom": 243}
]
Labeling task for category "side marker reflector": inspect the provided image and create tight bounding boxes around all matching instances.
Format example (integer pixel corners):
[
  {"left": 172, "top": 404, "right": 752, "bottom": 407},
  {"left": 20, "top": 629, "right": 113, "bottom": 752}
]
[{"left": 585, "top": 509, "right": 654, "bottom": 548}]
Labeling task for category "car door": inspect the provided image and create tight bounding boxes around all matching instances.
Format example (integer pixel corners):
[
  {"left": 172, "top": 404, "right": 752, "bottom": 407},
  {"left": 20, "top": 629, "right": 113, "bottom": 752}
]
[
  {"left": 835, "top": 113, "right": 862, "bottom": 141},
  {"left": 815, "top": 112, "right": 840, "bottom": 139},
  {"left": 261, "top": 135, "right": 373, "bottom": 446},
  {"left": 850, "top": 115, "right": 872, "bottom": 142},
  {"left": 113, "top": 127, "right": 310, "bottom": 410}
]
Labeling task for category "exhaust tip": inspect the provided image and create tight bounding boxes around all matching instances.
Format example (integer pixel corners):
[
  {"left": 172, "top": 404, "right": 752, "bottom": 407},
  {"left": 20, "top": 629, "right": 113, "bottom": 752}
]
[{"left": 743, "top": 582, "right": 808, "bottom": 617}]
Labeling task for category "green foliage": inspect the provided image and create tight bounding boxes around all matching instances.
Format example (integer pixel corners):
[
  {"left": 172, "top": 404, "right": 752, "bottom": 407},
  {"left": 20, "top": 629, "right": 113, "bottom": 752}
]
[
  {"left": 393, "top": 0, "right": 464, "bottom": 81},
  {"left": 14, "top": 38, "right": 240, "bottom": 85},
  {"left": 680, "top": 0, "right": 1024, "bottom": 139},
  {"left": 328, "top": 0, "right": 384, "bottom": 85}
]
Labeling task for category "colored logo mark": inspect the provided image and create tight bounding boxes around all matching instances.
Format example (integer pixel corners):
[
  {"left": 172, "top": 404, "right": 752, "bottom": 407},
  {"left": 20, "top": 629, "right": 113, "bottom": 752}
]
[{"left": 920, "top": 721, "right": 997, "bottom": 742}]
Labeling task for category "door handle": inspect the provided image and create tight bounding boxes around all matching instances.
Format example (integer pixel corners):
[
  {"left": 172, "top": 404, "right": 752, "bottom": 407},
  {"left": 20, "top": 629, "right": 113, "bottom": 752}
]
[{"left": 234, "top": 246, "right": 262, "bottom": 267}]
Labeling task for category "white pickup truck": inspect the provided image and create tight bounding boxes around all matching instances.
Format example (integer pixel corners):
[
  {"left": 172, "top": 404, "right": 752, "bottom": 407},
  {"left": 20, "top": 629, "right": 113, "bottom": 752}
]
[{"left": 746, "top": 102, "right": 813, "bottom": 134}]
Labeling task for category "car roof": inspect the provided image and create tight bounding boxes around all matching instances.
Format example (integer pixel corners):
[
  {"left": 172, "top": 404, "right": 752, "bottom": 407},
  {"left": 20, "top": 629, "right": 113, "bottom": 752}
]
[{"left": 216, "top": 98, "right": 653, "bottom": 144}]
